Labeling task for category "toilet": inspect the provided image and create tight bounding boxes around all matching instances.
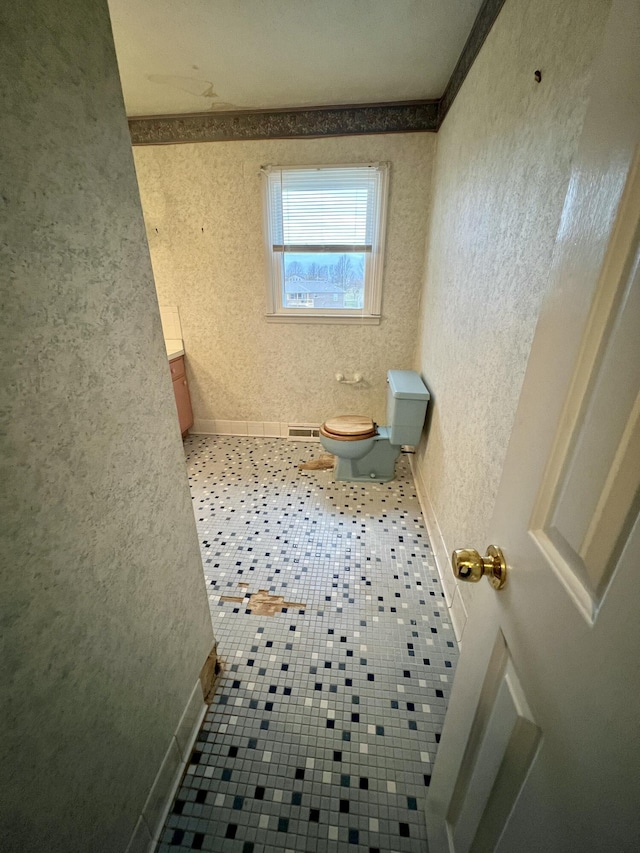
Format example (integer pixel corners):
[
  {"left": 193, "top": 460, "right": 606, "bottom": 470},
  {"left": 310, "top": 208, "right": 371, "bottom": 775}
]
[{"left": 319, "top": 370, "right": 430, "bottom": 483}]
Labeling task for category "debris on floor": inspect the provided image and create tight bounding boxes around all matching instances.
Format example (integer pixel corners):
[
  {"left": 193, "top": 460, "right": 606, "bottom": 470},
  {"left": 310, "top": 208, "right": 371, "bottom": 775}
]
[{"left": 298, "top": 452, "right": 335, "bottom": 470}]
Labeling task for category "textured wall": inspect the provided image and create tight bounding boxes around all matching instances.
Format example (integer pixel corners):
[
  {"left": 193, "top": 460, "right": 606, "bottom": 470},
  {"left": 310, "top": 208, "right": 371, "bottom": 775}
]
[
  {"left": 133, "top": 134, "right": 434, "bottom": 426},
  {"left": 0, "top": 2, "right": 214, "bottom": 851},
  {"left": 415, "top": 0, "right": 610, "bottom": 609}
]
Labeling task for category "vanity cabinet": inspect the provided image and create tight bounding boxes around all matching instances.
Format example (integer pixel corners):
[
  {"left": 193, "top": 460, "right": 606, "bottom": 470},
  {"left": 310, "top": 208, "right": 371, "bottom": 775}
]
[{"left": 169, "top": 355, "right": 193, "bottom": 436}]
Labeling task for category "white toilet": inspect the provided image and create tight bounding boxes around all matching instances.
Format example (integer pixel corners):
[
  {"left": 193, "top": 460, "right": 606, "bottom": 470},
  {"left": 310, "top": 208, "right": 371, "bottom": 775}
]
[{"left": 319, "top": 370, "right": 430, "bottom": 483}]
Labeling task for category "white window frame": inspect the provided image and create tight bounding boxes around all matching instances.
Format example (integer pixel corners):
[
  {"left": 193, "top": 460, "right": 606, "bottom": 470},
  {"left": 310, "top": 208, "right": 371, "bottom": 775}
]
[{"left": 261, "top": 162, "right": 390, "bottom": 324}]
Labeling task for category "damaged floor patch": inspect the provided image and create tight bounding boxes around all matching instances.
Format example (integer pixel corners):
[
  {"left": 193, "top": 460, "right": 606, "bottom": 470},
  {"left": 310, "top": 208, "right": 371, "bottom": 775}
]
[
  {"left": 220, "top": 586, "right": 306, "bottom": 616},
  {"left": 247, "top": 589, "right": 306, "bottom": 616}
]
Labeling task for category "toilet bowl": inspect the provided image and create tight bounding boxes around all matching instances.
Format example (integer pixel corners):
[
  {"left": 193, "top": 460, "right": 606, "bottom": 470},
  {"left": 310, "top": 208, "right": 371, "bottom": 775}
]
[
  {"left": 319, "top": 371, "right": 430, "bottom": 483},
  {"left": 319, "top": 415, "right": 377, "bottom": 457}
]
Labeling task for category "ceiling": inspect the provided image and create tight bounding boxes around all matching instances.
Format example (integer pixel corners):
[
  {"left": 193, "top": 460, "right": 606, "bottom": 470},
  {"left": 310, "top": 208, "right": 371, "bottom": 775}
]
[{"left": 108, "top": 0, "right": 484, "bottom": 117}]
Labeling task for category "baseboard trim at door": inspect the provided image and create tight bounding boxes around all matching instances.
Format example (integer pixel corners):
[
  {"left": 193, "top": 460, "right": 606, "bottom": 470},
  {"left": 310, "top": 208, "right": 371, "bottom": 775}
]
[
  {"left": 125, "top": 679, "right": 207, "bottom": 853},
  {"left": 409, "top": 456, "right": 468, "bottom": 644}
]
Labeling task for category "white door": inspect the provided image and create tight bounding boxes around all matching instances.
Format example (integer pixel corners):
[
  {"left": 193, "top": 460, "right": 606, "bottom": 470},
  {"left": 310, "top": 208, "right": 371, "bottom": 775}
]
[{"left": 426, "top": 4, "right": 640, "bottom": 852}]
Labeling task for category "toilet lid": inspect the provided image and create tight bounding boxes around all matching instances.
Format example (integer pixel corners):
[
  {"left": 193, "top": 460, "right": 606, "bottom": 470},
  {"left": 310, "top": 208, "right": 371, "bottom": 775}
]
[{"left": 321, "top": 415, "right": 377, "bottom": 440}]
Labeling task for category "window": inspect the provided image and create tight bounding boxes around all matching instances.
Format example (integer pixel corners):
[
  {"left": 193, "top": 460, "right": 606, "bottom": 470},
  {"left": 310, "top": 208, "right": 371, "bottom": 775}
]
[{"left": 262, "top": 163, "right": 389, "bottom": 323}]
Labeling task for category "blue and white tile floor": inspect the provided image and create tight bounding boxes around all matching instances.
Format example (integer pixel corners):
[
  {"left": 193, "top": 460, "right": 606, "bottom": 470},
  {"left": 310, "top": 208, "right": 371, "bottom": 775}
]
[{"left": 156, "top": 436, "right": 458, "bottom": 853}]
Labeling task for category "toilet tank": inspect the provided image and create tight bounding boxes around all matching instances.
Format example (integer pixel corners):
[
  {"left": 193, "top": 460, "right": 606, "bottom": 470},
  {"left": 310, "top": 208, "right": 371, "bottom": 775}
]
[{"left": 386, "top": 370, "right": 430, "bottom": 446}]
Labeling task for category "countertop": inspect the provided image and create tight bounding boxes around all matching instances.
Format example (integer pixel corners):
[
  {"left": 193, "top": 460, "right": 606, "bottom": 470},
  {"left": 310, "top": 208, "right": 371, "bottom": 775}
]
[{"left": 165, "top": 339, "right": 185, "bottom": 360}]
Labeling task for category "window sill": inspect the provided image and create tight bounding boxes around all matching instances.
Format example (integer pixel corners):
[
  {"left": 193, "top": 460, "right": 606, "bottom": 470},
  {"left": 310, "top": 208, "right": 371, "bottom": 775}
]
[{"left": 265, "top": 313, "right": 381, "bottom": 326}]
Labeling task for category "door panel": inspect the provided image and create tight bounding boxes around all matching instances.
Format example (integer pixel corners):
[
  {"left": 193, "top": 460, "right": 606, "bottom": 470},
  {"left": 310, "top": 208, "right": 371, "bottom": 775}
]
[
  {"left": 446, "top": 631, "right": 541, "bottom": 853},
  {"left": 531, "top": 168, "right": 640, "bottom": 620}
]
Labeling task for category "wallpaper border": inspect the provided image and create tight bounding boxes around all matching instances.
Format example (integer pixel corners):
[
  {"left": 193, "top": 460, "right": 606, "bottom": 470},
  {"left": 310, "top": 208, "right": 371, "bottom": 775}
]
[
  {"left": 128, "top": 101, "right": 439, "bottom": 146},
  {"left": 128, "top": 1, "right": 504, "bottom": 145}
]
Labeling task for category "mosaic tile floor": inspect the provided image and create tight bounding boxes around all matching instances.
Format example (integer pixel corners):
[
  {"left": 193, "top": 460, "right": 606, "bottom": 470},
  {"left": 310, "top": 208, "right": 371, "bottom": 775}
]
[{"left": 157, "top": 436, "right": 458, "bottom": 853}]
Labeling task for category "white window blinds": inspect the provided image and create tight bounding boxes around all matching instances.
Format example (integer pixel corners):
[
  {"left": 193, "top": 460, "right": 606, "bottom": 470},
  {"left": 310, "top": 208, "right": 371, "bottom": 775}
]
[{"left": 266, "top": 165, "right": 382, "bottom": 253}]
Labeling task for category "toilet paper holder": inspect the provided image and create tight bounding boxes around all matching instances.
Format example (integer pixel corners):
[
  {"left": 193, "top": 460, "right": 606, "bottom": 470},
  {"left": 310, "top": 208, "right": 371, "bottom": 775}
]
[{"left": 336, "top": 372, "right": 363, "bottom": 385}]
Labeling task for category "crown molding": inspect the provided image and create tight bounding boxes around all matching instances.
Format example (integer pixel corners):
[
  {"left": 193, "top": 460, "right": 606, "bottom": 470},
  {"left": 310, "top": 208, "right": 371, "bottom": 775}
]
[
  {"left": 439, "top": 0, "right": 507, "bottom": 124},
  {"left": 128, "top": 0, "right": 504, "bottom": 146}
]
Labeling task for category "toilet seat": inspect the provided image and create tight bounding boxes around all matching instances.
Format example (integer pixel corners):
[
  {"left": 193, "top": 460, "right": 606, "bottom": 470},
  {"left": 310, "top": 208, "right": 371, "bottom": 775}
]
[{"left": 320, "top": 415, "right": 377, "bottom": 441}]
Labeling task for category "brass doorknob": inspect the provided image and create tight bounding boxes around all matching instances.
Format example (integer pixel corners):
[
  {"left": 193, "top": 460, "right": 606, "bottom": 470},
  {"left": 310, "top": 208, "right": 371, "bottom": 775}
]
[{"left": 451, "top": 545, "right": 507, "bottom": 590}]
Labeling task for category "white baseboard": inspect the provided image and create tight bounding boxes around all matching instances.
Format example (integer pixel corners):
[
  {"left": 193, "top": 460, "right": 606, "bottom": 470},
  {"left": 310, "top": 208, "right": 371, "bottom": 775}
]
[
  {"left": 125, "top": 679, "right": 207, "bottom": 853},
  {"left": 409, "top": 455, "right": 468, "bottom": 645},
  {"left": 191, "top": 419, "right": 290, "bottom": 438}
]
